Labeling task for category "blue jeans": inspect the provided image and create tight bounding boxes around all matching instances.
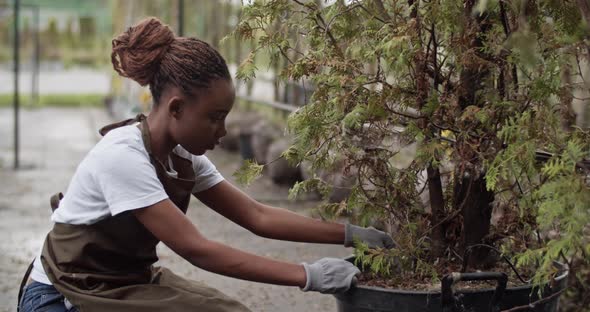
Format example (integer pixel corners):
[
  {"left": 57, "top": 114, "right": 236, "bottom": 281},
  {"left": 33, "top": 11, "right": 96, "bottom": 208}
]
[{"left": 19, "top": 281, "right": 78, "bottom": 312}]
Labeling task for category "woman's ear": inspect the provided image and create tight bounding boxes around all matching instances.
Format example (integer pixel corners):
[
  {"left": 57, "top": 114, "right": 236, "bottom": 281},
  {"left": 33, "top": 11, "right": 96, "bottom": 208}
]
[{"left": 167, "top": 96, "right": 184, "bottom": 119}]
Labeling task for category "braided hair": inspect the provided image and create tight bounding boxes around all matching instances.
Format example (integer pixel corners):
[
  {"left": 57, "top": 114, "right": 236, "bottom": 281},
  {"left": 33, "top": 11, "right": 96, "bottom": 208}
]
[{"left": 111, "top": 17, "right": 231, "bottom": 104}]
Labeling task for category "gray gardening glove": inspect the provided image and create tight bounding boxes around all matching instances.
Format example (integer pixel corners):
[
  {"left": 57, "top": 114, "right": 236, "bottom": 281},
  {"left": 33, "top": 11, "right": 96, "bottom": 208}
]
[
  {"left": 301, "top": 258, "right": 360, "bottom": 294},
  {"left": 344, "top": 224, "right": 396, "bottom": 249}
]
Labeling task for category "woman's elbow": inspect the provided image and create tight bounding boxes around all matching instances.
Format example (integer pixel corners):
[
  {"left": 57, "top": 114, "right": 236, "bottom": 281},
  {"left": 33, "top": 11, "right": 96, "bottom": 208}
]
[
  {"left": 176, "top": 237, "right": 211, "bottom": 265},
  {"left": 244, "top": 203, "right": 269, "bottom": 237}
]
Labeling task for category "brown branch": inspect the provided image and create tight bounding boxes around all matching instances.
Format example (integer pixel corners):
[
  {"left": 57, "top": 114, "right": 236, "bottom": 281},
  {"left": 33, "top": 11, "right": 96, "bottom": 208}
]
[
  {"left": 291, "top": 0, "right": 345, "bottom": 59},
  {"left": 357, "top": 164, "right": 404, "bottom": 221},
  {"left": 427, "top": 165, "right": 447, "bottom": 257},
  {"left": 278, "top": 46, "right": 294, "bottom": 65},
  {"left": 357, "top": 3, "right": 388, "bottom": 24},
  {"left": 499, "top": 0, "right": 518, "bottom": 94},
  {"left": 305, "top": 134, "right": 337, "bottom": 157},
  {"left": 373, "top": 0, "right": 392, "bottom": 23},
  {"left": 291, "top": 0, "right": 307, "bottom": 7},
  {"left": 430, "top": 22, "right": 439, "bottom": 88},
  {"left": 408, "top": 0, "right": 418, "bottom": 19},
  {"left": 431, "top": 121, "right": 460, "bottom": 134},
  {"left": 385, "top": 106, "right": 425, "bottom": 120},
  {"left": 575, "top": 53, "right": 588, "bottom": 87},
  {"left": 326, "top": 4, "right": 362, "bottom": 31},
  {"left": 498, "top": 66, "right": 506, "bottom": 99},
  {"left": 499, "top": 0, "right": 510, "bottom": 35},
  {"left": 315, "top": 12, "right": 345, "bottom": 59}
]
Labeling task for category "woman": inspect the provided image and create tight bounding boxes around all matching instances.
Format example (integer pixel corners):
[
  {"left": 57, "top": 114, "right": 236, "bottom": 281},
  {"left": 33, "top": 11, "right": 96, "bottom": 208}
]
[{"left": 18, "top": 17, "right": 394, "bottom": 312}]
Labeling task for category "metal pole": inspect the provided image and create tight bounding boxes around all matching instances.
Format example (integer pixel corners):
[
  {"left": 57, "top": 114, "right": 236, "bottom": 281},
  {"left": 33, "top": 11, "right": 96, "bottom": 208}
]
[
  {"left": 32, "top": 5, "right": 39, "bottom": 106},
  {"left": 13, "top": 0, "right": 20, "bottom": 170},
  {"left": 177, "top": 0, "right": 184, "bottom": 36}
]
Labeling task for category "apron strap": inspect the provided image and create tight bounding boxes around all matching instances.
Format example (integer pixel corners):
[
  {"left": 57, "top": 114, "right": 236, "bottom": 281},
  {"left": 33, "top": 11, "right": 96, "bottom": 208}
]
[
  {"left": 50, "top": 192, "right": 64, "bottom": 212},
  {"left": 138, "top": 117, "right": 154, "bottom": 156},
  {"left": 98, "top": 113, "right": 146, "bottom": 137},
  {"left": 16, "top": 259, "right": 35, "bottom": 311}
]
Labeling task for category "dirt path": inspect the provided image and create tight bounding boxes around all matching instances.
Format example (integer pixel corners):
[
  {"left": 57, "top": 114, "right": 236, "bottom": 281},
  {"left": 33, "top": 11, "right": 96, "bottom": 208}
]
[{"left": 0, "top": 107, "right": 349, "bottom": 312}]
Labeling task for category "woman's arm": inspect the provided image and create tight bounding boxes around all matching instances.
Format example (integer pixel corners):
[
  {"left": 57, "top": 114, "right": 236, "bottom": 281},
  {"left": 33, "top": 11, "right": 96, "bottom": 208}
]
[
  {"left": 195, "top": 181, "right": 345, "bottom": 244},
  {"left": 133, "top": 199, "right": 306, "bottom": 287}
]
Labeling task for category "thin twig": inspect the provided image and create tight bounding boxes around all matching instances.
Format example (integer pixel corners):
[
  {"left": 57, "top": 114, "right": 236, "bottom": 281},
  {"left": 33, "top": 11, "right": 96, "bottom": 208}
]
[
  {"left": 357, "top": 3, "right": 388, "bottom": 24},
  {"left": 462, "top": 244, "right": 528, "bottom": 284},
  {"left": 314, "top": 11, "right": 345, "bottom": 59},
  {"left": 326, "top": 4, "right": 361, "bottom": 31},
  {"left": 291, "top": 0, "right": 307, "bottom": 7}
]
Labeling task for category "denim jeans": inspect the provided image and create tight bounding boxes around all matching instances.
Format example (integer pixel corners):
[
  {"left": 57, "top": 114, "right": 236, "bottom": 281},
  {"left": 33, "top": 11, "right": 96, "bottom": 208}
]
[{"left": 19, "top": 281, "right": 78, "bottom": 312}]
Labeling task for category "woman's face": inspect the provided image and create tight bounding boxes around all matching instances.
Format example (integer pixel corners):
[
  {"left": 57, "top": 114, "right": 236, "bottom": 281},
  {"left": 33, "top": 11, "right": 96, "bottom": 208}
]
[{"left": 170, "top": 79, "right": 235, "bottom": 155}]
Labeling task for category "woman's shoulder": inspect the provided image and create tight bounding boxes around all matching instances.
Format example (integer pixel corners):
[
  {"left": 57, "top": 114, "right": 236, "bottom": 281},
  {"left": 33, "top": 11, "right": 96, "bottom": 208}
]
[
  {"left": 89, "top": 125, "right": 148, "bottom": 162},
  {"left": 97, "top": 124, "right": 144, "bottom": 150}
]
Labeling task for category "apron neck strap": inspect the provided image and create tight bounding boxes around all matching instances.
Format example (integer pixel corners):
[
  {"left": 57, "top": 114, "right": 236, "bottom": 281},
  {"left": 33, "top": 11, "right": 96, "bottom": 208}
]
[{"left": 137, "top": 115, "right": 154, "bottom": 156}]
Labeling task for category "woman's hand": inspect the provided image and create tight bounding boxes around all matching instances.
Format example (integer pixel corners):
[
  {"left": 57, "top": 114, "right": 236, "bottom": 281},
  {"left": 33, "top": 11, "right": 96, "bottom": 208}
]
[
  {"left": 301, "top": 258, "right": 360, "bottom": 294},
  {"left": 344, "top": 224, "right": 396, "bottom": 249}
]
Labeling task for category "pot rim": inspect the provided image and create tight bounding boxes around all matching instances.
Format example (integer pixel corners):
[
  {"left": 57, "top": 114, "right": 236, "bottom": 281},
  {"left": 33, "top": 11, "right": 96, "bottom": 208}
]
[{"left": 345, "top": 255, "right": 569, "bottom": 295}]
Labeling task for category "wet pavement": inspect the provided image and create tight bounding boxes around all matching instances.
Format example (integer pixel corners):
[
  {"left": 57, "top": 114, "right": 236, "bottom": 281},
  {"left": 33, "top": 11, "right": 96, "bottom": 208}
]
[{"left": 0, "top": 107, "right": 349, "bottom": 312}]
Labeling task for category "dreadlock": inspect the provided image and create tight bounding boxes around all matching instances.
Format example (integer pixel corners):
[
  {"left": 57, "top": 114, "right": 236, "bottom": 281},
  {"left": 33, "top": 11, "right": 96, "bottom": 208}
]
[{"left": 111, "top": 17, "right": 231, "bottom": 104}]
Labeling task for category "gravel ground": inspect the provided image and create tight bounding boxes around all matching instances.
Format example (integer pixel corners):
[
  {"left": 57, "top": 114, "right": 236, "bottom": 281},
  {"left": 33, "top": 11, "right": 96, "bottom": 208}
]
[{"left": 0, "top": 107, "right": 350, "bottom": 312}]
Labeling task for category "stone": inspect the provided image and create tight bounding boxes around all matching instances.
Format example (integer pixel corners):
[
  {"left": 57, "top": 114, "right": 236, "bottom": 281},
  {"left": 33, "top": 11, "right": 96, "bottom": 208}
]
[
  {"left": 219, "top": 111, "right": 260, "bottom": 153},
  {"left": 251, "top": 119, "right": 282, "bottom": 164},
  {"left": 266, "top": 137, "right": 302, "bottom": 185}
]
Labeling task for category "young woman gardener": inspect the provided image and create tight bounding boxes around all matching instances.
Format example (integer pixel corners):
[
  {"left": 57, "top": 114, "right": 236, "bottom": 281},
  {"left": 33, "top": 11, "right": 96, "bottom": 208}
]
[{"left": 18, "top": 18, "right": 395, "bottom": 312}]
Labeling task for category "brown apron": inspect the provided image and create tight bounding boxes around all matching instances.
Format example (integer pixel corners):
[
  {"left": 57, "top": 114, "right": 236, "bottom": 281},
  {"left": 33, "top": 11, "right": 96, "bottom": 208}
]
[{"left": 39, "top": 114, "right": 250, "bottom": 312}]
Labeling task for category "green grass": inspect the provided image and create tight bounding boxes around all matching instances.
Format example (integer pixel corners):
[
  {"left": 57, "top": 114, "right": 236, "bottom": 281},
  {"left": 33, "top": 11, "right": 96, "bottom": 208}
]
[{"left": 0, "top": 93, "right": 105, "bottom": 108}]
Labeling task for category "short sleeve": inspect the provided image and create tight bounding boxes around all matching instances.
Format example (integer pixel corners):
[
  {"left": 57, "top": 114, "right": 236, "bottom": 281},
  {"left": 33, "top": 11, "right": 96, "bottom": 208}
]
[
  {"left": 191, "top": 155, "right": 224, "bottom": 193},
  {"left": 94, "top": 144, "right": 169, "bottom": 216}
]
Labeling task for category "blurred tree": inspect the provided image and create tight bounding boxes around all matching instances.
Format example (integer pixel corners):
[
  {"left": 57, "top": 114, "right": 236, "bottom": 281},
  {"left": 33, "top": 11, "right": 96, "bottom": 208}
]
[
  {"left": 43, "top": 17, "right": 60, "bottom": 61},
  {"left": 79, "top": 16, "right": 96, "bottom": 44},
  {"left": 64, "top": 17, "right": 76, "bottom": 49}
]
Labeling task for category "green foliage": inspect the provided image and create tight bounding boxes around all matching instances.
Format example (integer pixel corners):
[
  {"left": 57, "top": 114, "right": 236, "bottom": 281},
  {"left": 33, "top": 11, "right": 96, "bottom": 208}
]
[
  {"left": 354, "top": 241, "right": 394, "bottom": 277},
  {"left": 233, "top": 159, "right": 264, "bottom": 187},
  {"left": 235, "top": 0, "right": 590, "bottom": 300},
  {"left": 516, "top": 137, "right": 590, "bottom": 286},
  {"left": 236, "top": 52, "right": 258, "bottom": 81},
  {"left": 288, "top": 178, "right": 330, "bottom": 201}
]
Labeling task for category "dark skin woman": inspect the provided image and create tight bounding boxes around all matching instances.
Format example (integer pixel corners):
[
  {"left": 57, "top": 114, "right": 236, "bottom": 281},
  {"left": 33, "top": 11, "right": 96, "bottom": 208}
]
[{"left": 18, "top": 18, "right": 395, "bottom": 312}]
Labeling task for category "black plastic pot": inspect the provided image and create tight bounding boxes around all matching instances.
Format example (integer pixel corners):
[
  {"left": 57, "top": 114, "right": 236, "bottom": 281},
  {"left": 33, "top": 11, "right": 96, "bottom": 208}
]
[{"left": 334, "top": 256, "right": 568, "bottom": 312}]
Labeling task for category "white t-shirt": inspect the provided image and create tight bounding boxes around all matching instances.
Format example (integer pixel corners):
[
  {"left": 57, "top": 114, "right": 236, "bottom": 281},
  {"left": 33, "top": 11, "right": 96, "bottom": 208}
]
[{"left": 31, "top": 124, "right": 224, "bottom": 285}]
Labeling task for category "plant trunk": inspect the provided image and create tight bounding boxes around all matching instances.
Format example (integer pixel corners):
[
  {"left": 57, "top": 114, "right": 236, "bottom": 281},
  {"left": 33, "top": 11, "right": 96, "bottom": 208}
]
[
  {"left": 408, "top": 0, "right": 446, "bottom": 259},
  {"left": 455, "top": 174, "right": 495, "bottom": 268},
  {"left": 427, "top": 166, "right": 446, "bottom": 258},
  {"left": 455, "top": 1, "right": 495, "bottom": 269}
]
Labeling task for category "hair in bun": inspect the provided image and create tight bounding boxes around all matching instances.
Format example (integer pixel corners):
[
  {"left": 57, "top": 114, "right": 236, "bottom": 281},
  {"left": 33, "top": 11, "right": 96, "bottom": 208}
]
[
  {"left": 111, "top": 17, "right": 230, "bottom": 103},
  {"left": 111, "top": 17, "right": 174, "bottom": 86}
]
